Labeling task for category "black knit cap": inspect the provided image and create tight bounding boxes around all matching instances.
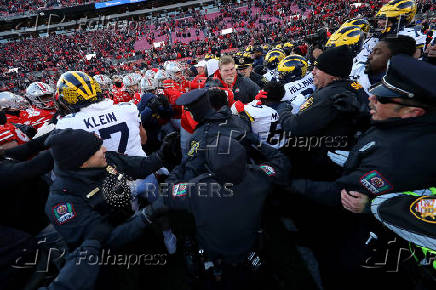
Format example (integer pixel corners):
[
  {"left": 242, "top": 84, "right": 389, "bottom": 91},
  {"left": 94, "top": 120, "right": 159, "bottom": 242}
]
[
  {"left": 314, "top": 46, "right": 353, "bottom": 78},
  {"left": 45, "top": 128, "right": 103, "bottom": 169}
]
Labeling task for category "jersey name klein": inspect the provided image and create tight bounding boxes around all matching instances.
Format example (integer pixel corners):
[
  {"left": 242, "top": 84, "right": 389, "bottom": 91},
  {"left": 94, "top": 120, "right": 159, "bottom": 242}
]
[{"left": 83, "top": 112, "right": 117, "bottom": 129}]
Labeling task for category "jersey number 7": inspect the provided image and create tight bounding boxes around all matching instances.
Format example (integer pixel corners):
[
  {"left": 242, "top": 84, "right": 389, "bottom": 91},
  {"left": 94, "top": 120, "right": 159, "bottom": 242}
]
[{"left": 98, "top": 122, "right": 129, "bottom": 153}]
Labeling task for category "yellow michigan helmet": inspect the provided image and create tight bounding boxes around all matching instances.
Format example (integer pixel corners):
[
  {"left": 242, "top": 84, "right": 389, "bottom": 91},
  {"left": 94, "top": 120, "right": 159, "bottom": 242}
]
[
  {"left": 245, "top": 45, "right": 253, "bottom": 53},
  {"left": 340, "top": 18, "right": 371, "bottom": 33},
  {"left": 275, "top": 43, "right": 283, "bottom": 49},
  {"left": 265, "top": 49, "right": 286, "bottom": 70},
  {"left": 283, "top": 42, "right": 294, "bottom": 55},
  {"left": 325, "top": 26, "right": 365, "bottom": 56},
  {"left": 56, "top": 71, "right": 102, "bottom": 112},
  {"left": 376, "top": 0, "right": 417, "bottom": 26},
  {"left": 261, "top": 43, "right": 271, "bottom": 52},
  {"left": 277, "top": 54, "right": 308, "bottom": 83}
]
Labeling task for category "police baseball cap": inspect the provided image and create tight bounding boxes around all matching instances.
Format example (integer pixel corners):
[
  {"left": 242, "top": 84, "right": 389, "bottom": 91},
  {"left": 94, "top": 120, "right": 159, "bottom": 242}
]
[
  {"left": 176, "top": 88, "right": 208, "bottom": 106},
  {"left": 369, "top": 54, "right": 436, "bottom": 104},
  {"left": 235, "top": 56, "right": 254, "bottom": 70}
]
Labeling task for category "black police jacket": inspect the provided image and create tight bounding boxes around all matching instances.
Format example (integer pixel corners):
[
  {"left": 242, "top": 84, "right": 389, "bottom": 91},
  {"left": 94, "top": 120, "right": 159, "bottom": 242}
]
[
  {"left": 250, "top": 71, "right": 266, "bottom": 88},
  {"left": 291, "top": 113, "right": 436, "bottom": 206},
  {"left": 45, "top": 151, "right": 163, "bottom": 249},
  {"left": 278, "top": 79, "right": 370, "bottom": 151},
  {"left": 0, "top": 152, "right": 53, "bottom": 235},
  {"left": 179, "top": 106, "right": 251, "bottom": 181},
  {"left": 164, "top": 143, "right": 290, "bottom": 263}
]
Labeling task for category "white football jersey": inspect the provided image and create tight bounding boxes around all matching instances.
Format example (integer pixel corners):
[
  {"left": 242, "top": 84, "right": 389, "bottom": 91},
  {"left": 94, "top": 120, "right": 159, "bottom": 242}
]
[
  {"left": 56, "top": 99, "right": 145, "bottom": 157},
  {"left": 282, "top": 72, "right": 315, "bottom": 113},
  {"left": 350, "top": 62, "right": 371, "bottom": 95},
  {"left": 263, "top": 69, "right": 279, "bottom": 82},
  {"left": 354, "top": 27, "right": 425, "bottom": 65},
  {"left": 398, "top": 27, "right": 426, "bottom": 48},
  {"left": 231, "top": 100, "right": 284, "bottom": 148},
  {"left": 353, "top": 36, "right": 379, "bottom": 66}
]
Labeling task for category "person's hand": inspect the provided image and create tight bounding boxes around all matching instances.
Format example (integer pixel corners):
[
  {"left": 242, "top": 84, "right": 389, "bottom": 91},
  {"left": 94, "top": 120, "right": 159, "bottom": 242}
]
[
  {"left": 341, "top": 189, "right": 369, "bottom": 213},
  {"left": 254, "top": 90, "right": 268, "bottom": 105},
  {"left": 426, "top": 43, "right": 436, "bottom": 58}
]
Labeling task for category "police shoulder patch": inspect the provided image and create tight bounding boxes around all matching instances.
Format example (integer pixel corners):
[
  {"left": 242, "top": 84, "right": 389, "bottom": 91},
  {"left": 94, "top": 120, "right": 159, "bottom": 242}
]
[
  {"left": 360, "top": 170, "right": 393, "bottom": 195},
  {"left": 172, "top": 183, "right": 188, "bottom": 197},
  {"left": 299, "top": 96, "right": 313, "bottom": 112},
  {"left": 410, "top": 196, "right": 436, "bottom": 224},
  {"left": 52, "top": 202, "right": 77, "bottom": 225},
  {"left": 259, "top": 164, "right": 276, "bottom": 176}
]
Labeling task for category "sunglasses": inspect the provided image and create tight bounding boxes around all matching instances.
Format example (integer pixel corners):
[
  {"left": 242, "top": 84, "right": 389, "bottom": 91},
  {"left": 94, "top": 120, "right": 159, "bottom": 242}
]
[{"left": 375, "top": 95, "right": 406, "bottom": 106}]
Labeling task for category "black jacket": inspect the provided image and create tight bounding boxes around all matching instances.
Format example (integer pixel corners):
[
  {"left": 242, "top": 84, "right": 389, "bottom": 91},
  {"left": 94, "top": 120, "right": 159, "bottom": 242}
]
[
  {"left": 1, "top": 134, "right": 54, "bottom": 235},
  {"left": 278, "top": 79, "right": 370, "bottom": 180},
  {"left": 45, "top": 151, "right": 163, "bottom": 249},
  {"left": 291, "top": 113, "right": 436, "bottom": 206},
  {"left": 164, "top": 142, "right": 290, "bottom": 263},
  {"left": 207, "top": 73, "right": 260, "bottom": 104},
  {"left": 179, "top": 106, "right": 251, "bottom": 181},
  {"left": 249, "top": 71, "right": 266, "bottom": 88},
  {"left": 278, "top": 79, "right": 370, "bottom": 150}
]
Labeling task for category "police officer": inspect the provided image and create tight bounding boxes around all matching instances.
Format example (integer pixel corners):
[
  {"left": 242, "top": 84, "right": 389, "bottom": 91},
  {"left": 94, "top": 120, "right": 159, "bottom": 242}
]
[
  {"left": 175, "top": 88, "right": 251, "bottom": 180},
  {"left": 252, "top": 46, "right": 265, "bottom": 68},
  {"left": 44, "top": 128, "right": 178, "bottom": 250},
  {"left": 234, "top": 55, "right": 265, "bottom": 88},
  {"left": 371, "top": 188, "right": 436, "bottom": 289},
  {"left": 278, "top": 46, "right": 370, "bottom": 180},
  {"left": 163, "top": 134, "right": 290, "bottom": 289},
  {"left": 290, "top": 55, "right": 436, "bottom": 289}
]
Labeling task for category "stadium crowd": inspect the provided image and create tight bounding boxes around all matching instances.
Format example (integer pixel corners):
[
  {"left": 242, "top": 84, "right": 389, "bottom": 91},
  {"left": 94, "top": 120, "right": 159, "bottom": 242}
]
[
  {"left": 1, "top": 0, "right": 436, "bottom": 289},
  {"left": 0, "top": 0, "right": 108, "bottom": 16}
]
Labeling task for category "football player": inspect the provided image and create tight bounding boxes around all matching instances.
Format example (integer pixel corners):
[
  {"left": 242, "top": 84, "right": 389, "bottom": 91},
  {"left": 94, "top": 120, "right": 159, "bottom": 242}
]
[
  {"left": 278, "top": 54, "right": 315, "bottom": 113},
  {"left": 20, "top": 82, "right": 56, "bottom": 129},
  {"left": 93, "top": 74, "right": 113, "bottom": 99},
  {"left": 162, "top": 62, "right": 189, "bottom": 129},
  {"left": 122, "top": 73, "right": 142, "bottom": 104},
  {"left": 231, "top": 82, "right": 286, "bottom": 149},
  {"left": 0, "top": 92, "right": 31, "bottom": 149},
  {"left": 263, "top": 48, "right": 286, "bottom": 82},
  {"left": 354, "top": 0, "right": 423, "bottom": 65},
  {"left": 55, "top": 71, "right": 146, "bottom": 157}
]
